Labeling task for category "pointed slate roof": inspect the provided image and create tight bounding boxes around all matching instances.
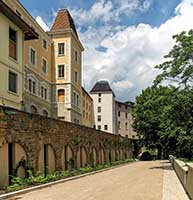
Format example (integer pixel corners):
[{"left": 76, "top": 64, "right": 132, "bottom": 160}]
[
  {"left": 51, "top": 9, "right": 78, "bottom": 37},
  {"left": 90, "top": 81, "right": 115, "bottom": 96}
]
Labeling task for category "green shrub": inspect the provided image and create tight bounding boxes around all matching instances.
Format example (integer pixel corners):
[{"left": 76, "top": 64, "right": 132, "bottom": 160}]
[{"left": 5, "top": 158, "right": 134, "bottom": 193}]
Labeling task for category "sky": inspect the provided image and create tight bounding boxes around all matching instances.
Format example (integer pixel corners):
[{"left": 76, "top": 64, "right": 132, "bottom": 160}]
[{"left": 20, "top": 0, "right": 193, "bottom": 102}]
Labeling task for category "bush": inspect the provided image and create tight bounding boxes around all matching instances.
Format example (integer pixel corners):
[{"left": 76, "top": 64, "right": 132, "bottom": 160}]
[
  {"left": 140, "top": 151, "right": 153, "bottom": 161},
  {"left": 5, "top": 158, "right": 134, "bottom": 193}
]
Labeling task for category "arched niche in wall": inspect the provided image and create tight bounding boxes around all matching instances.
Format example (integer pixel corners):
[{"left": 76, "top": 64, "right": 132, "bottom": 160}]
[
  {"left": 77, "top": 146, "right": 88, "bottom": 168},
  {"left": 61, "top": 145, "right": 74, "bottom": 171},
  {"left": 38, "top": 144, "right": 55, "bottom": 176}
]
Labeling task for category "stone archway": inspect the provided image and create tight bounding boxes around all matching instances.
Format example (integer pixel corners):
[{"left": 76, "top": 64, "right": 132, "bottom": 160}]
[
  {"left": 99, "top": 148, "right": 105, "bottom": 165},
  {"left": 0, "top": 142, "right": 27, "bottom": 189},
  {"left": 38, "top": 144, "right": 55, "bottom": 176},
  {"left": 90, "top": 147, "right": 97, "bottom": 167},
  {"left": 61, "top": 145, "right": 74, "bottom": 170},
  {"left": 77, "top": 146, "right": 88, "bottom": 168}
]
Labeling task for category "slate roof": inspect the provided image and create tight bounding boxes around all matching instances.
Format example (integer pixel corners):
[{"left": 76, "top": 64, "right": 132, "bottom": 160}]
[
  {"left": 51, "top": 9, "right": 78, "bottom": 37},
  {"left": 90, "top": 81, "right": 114, "bottom": 95}
]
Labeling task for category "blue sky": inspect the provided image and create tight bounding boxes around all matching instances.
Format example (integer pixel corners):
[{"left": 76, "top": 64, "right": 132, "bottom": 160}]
[
  {"left": 20, "top": 0, "right": 181, "bottom": 28},
  {"left": 20, "top": 0, "right": 193, "bottom": 101}
]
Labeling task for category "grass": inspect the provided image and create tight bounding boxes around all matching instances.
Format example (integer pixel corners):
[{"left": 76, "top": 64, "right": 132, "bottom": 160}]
[{"left": 5, "top": 159, "right": 134, "bottom": 193}]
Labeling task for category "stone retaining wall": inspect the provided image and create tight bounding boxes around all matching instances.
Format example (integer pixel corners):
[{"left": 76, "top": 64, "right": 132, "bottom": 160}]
[
  {"left": 171, "top": 159, "right": 193, "bottom": 199},
  {"left": 0, "top": 106, "right": 133, "bottom": 189}
]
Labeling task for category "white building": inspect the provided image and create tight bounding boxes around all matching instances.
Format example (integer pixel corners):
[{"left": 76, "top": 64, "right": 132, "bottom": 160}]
[{"left": 90, "top": 81, "right": 117, "bottom": 134}]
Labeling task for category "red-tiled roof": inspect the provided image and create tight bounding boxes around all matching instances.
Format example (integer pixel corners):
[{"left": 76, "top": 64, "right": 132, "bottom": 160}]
[{"left": 51, "top": 9, "right": 78, "bottom": 37}]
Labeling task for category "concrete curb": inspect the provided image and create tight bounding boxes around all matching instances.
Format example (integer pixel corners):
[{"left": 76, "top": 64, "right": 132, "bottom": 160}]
[{"left": 0, "top": 162, "right": 135, "bottom": 199}]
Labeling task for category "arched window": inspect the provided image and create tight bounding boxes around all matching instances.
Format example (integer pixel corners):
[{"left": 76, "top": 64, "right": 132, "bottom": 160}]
[
  {"left": 42, "top": 110, "right": 48, "bottom": 117},
  {"left": 31, "top": 105, "right": 38, "bottom": 114},
  {"left": 58, "top": 89, "right": 65, "bottom": 102}
]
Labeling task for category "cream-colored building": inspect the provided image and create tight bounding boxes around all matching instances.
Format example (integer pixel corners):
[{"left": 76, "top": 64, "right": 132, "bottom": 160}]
[
  {"left": 48, "top": 9, "right": 84, "bottom": 124},
  {"left": 2, "top": 1, "right": 84, "bottom": 123},
  {"left": 82, "top": 87, "right": 94, "bottom": 128},
  {"left": 4, "top": 0, "right": 54, "bottom": 117},
  {"left": 90, "top": 81, "right": 117, "bottom": 133},
  {"left": 0, "top": 0, "right": 38, "bottom": 110}
]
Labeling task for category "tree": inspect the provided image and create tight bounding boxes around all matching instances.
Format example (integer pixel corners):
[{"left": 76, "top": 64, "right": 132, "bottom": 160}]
[
  {"left": 132, "top": 86, "right": 176, "bottom": 158},
  {"left": 133, "top": 30, "right": 193, "bottom": 159},
  {"left": 154, "top": 30, "right": 193, "bottom": 89}
]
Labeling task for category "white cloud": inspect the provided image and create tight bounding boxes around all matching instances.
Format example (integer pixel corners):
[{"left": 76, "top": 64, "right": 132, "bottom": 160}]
[
  {"left": 36, "top": 16, "right": 50, "bottom": 32},
  {"left": 80, "top": 0, "right": 193, "bottom": 101},
  {"left": 70, "top": 0, "right": 152, "bottom": 26}
]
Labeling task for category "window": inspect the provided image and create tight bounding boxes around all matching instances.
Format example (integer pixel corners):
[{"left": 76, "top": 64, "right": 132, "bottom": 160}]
[
  {"left": 30, "top": 48, "right": 36, "bottom": 65},
  {"left": 73, "top": 92, "right": 76, "bottom": 104},
  {"left": 118, "top": 103, "right": 121, "bottom": 108},
  {"left": 42, "top": 59, "right": 47, "bottom": 74},
  {"left": 98, "top": 125, "right": 101, "bottom": 130},
  {"left": 9, "top": 28, "right": 17, "bottom": 60},
  {"left": 83, "top": 110, "right": 85, "bottom": 118},
  {"left": 58, "top": 89, "right": 65, "bottom": 102},
  {"left": 104, "top": 125, "right": 108, "bottom": 131},
  {"left": 32, "top": 81, "right": 36, "bottom": 94},
  {"left": 125, "top": 113, "right": 128, "bottom": 118},
  {"left": 125, "top": 122, "right": 128, "bottom": 130},
  {"left": 44, "top": 88, "right": 47, "bottom": 100},
  {"left": 8, "top": 71, "right": 17, "bottom": 93},
  {"left": 118, "top": 111, "right": 121, "bottom": 117},
  {"left": 31, "top": 105, "right": 38, "bottom": 114},
  {"left": 43, "top": 39, "right": 47, "bottom": 49},
  {"left": 41, "top": 86, "right": 44, "bottom": 98},
  {"left": 43, "top": 110, "right": 48, "bottom": 117},
  {"left": 98, "top": 107, "right": 101, "bottom": 113},
  {"left": 98, "top": 98, "right": 101, "bottom": 103},
  {"left": 75, "top": 71, "right": 78, "bottom": 82},
  {"left": 58, "top": 43, "right": 65, "bottom": 55},
  {"left": 97, "top": 115, "right": 101, "bottom": 122},
  {"left": 118, "top": 121, "right": 121, "bottom": 129},
  {"left": 58, "top": 65, "right": 65, "bottom": 78},
  {"left": 28, "top": 79, "right": 32, "bottom": 92},
  {"left": 86, "top": 112, "right": 88, "bottom": 119},
  {"left": 77, "top": 95, "right": 79, "bottom": 106},
  {"left": 75, "top": 50, "right": 78, "bottom": 62},
  {"left": 98, "top": 93, "right": 101, "bottom": 97}
]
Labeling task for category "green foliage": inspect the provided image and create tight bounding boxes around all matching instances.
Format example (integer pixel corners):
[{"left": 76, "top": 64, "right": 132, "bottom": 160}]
[
  {"left": 154, "top": 30, "right": 193, "bottom": 88},
  {"left": 133, "top": 30, "right": 193, "bottom": 160},
  {"left": 5, "top": 159, "right": 134, "bottom": 193}
]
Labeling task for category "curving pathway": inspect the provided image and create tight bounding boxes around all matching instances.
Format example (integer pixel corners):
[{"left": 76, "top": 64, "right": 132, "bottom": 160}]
[{"left": 7, "top": 161, "right": 189, "bottom": 200}]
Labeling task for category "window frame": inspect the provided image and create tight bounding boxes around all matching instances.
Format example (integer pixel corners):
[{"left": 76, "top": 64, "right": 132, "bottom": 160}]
[
  {"left": 8, "top": 70, "right": 18, "bottom": 94},
  {"left": 42, "top": 58, "right": 48, "bottom": 74},
  {"left": 42, "top": 39, "right": 48, "bottom": 50},
  {"left": 29, "top": 47, "right": 36, "bottom": 66},
  {"left": 9, "top": 27, "right": 18, "bottom": 61},
  {"left": 57, "top": 64, "right": 65, "bottom": 79},
  {"left": 58, "top": 43, "right": 65, "bottom": 56}
]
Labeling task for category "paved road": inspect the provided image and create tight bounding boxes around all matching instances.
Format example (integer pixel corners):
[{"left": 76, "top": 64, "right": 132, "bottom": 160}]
[{"left": 10, "top": 161, "right": 165, "bottom": 200}]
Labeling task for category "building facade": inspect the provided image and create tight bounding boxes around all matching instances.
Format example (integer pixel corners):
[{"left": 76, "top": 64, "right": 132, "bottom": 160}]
[
  {"left": 115, "top": 101, "right": 137, "bottom": 138},
  {"left": 4, "top": 0, "right": 54, "bottom": 117},
  {"left": 48, "top": 9, "right": 84, "bottom": 124},
  {"left": 82, "top": 87, "right": 94, "bottom": 127},
  {"left": 0, "top": 0, "right": 38, "bottom": 110},
  {"left": 2, "top": 1, "right": 85, "bottom": 123},
  {"left": 90, "top": 81, "right": 117, "bottom": 133}
]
